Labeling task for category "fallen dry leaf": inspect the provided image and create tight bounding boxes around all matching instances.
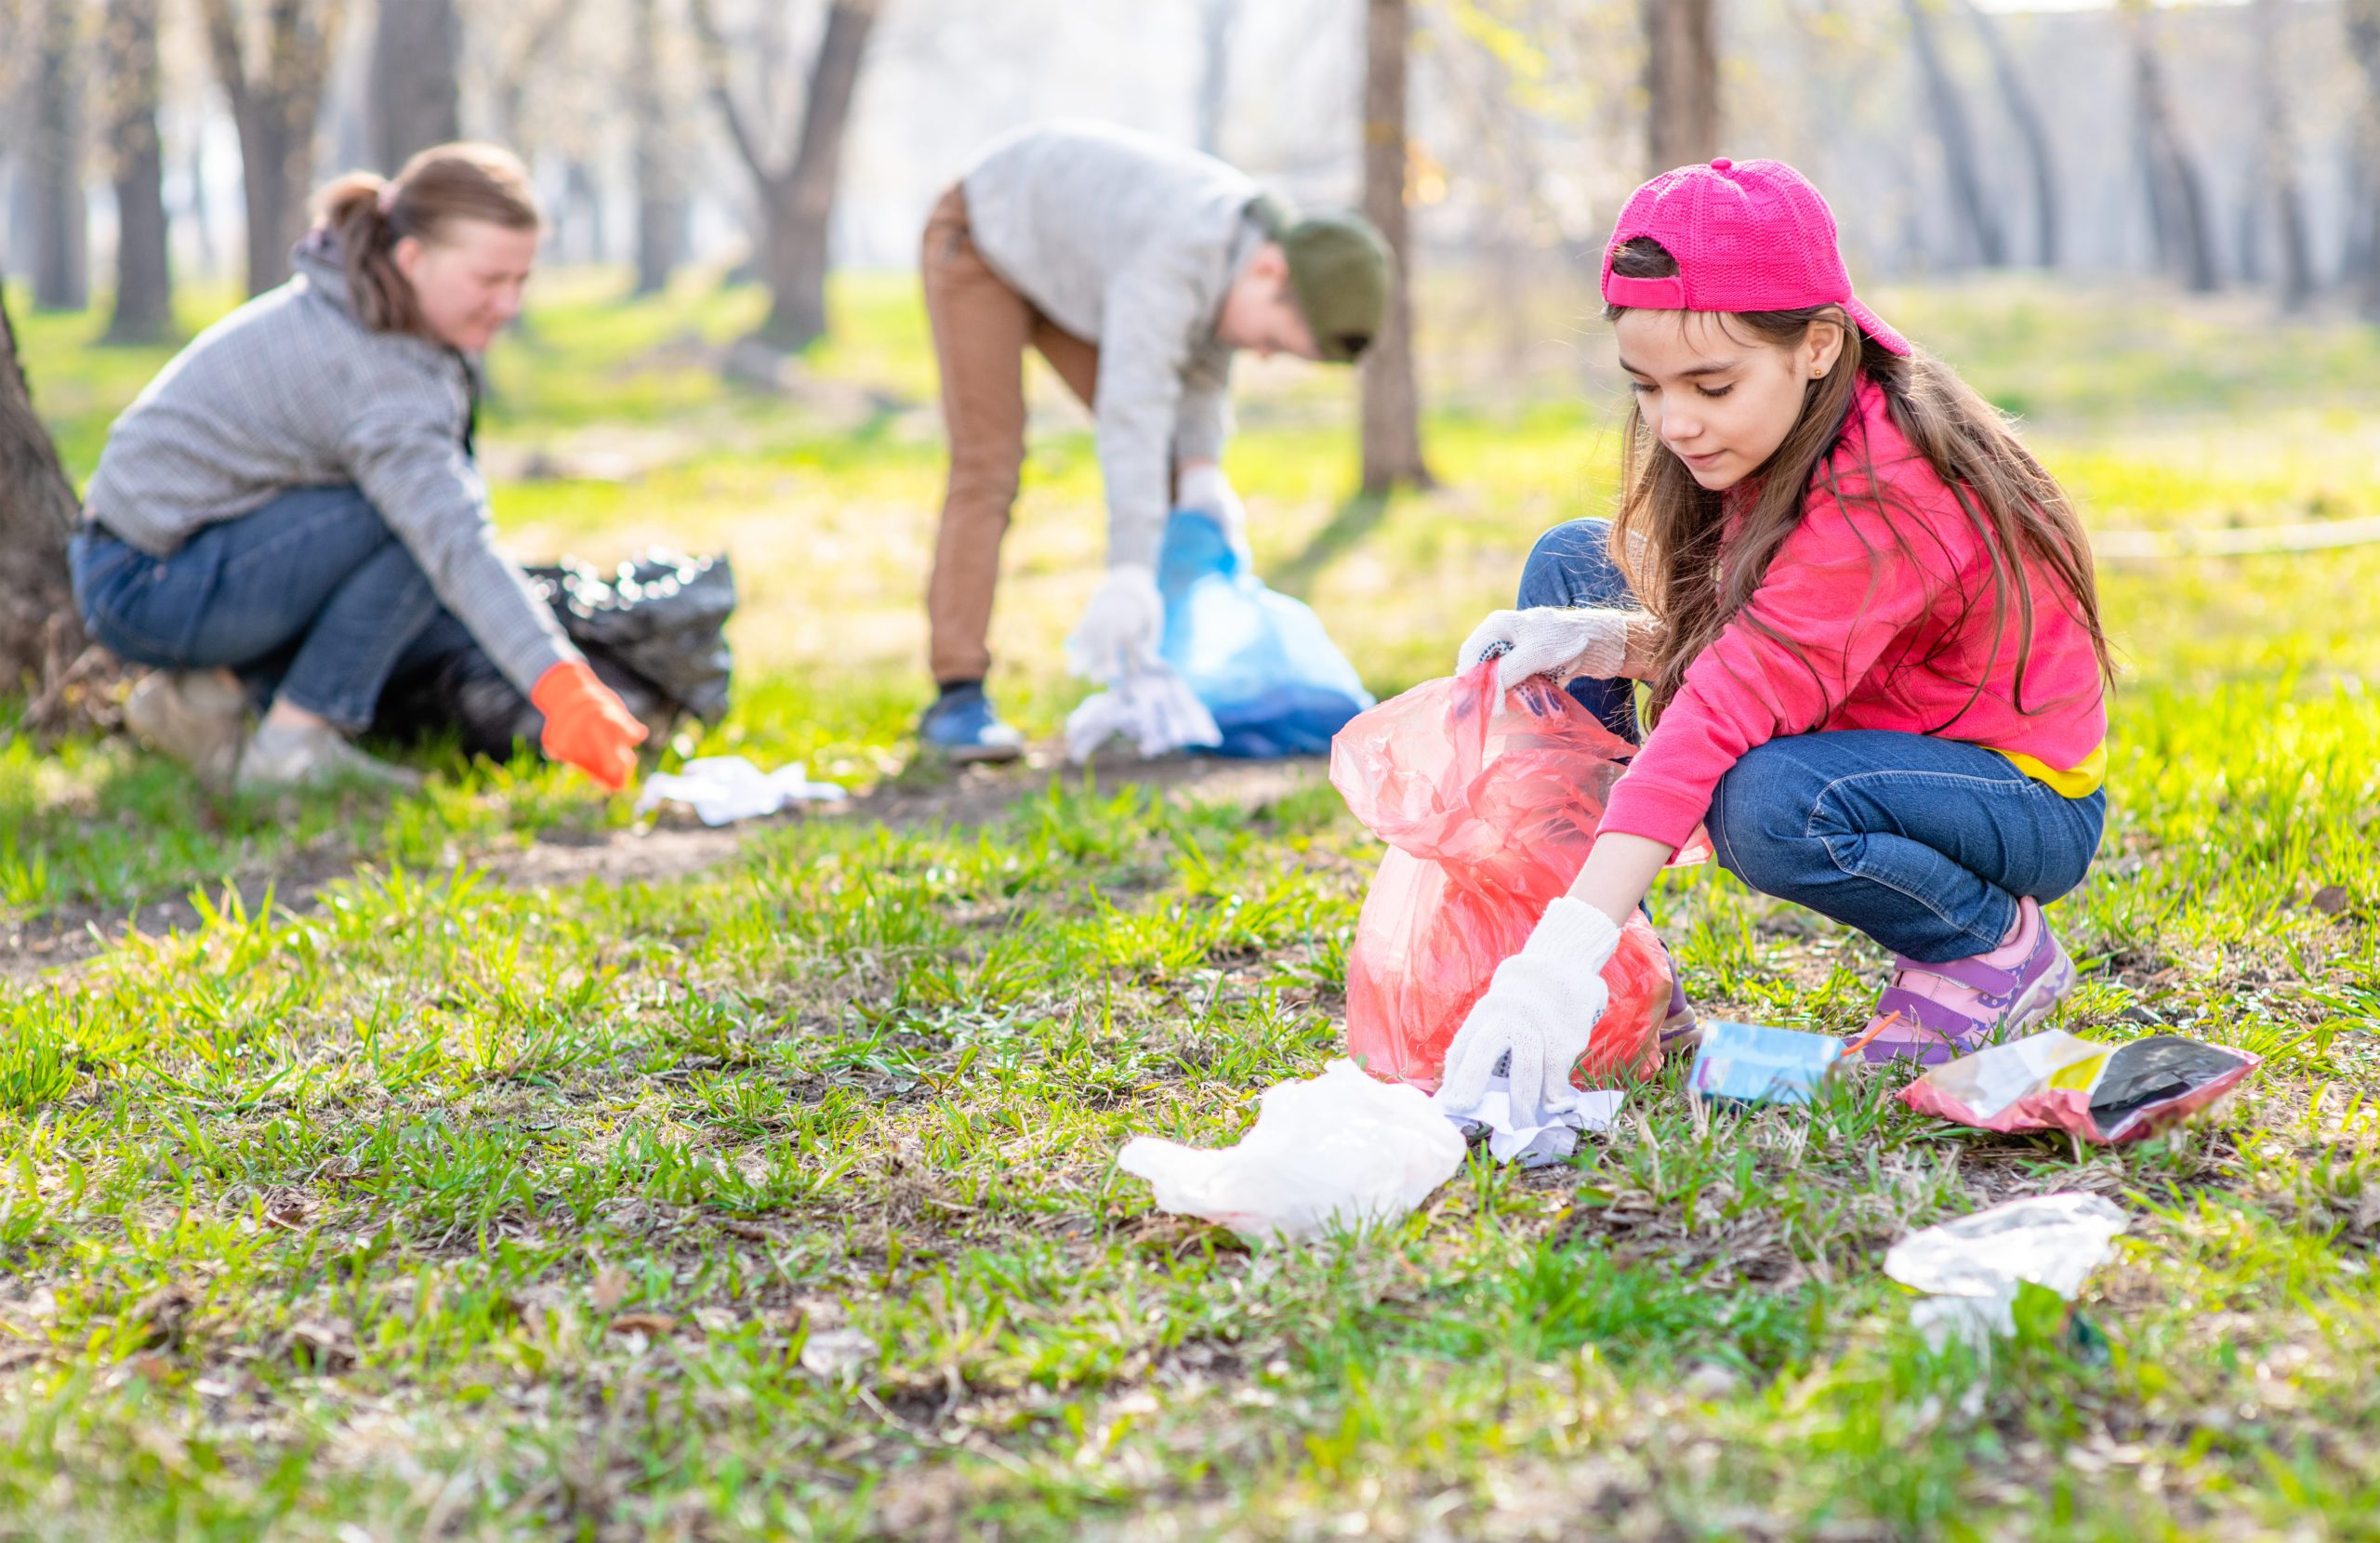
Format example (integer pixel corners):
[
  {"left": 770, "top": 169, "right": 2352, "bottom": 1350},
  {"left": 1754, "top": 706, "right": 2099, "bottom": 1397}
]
[
  {"left": 591, "top": 1264, "right": 631, "bottom": 1313},
  {"left": 610, "top": 1312, "right": 678, "bottom": 1338},
  {"left": 2312, "top": 885, "right": 2355, "bottom": 917}
]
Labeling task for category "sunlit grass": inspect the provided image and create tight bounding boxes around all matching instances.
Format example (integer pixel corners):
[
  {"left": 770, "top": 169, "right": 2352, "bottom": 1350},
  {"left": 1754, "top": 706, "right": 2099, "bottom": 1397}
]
[{"left": 1, "top": 270, "right": 2376, "bottom": 1537}]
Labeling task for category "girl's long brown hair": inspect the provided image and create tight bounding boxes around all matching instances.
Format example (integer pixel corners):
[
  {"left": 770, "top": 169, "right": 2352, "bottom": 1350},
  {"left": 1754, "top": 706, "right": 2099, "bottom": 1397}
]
[
  {"left": 312, "top": 143, "right": 540, "bottom": 336},
  {"left": 1604, "top": 237, "right": 2111, "bottom": 730}
]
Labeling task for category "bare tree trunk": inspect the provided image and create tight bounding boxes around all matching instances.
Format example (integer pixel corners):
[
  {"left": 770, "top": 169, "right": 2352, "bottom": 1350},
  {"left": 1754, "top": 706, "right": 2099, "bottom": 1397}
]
[
  {"left": 31, "top": 0, "right": 92, "bottom": 311},
  {"left": 102, "top": 0, "right": 176, "bottom": 343},
  {"left": 1195, "top": 0, "right": 1238, "bottom": 157},
  {"left": 204, "top": 0, "right": 346, "bottom": 296},
  {"left": 690, "top": 0, "right": 883, "bottom": 353},
  {"left": 630, "top": 0, "right": 686, "bottom": 296},
  {"left": 1960, "top": 0, "right": 2057, "bottom": 268},
  {"left": 2127, "top": 1, "right": 2217, "bottom": 293},
  {"left": 1359, "top": 0, "right": 1432, "bottom": 495},
  {"left": 2347, "top": 2, "right": 2380, "bottom": 314},
  {"left": 1642, "top": 0, "right": 1719, "bottom": 173},
  {"left": 2254, "top": 0, "right": 2313, "bottom": 310},
  {"left": 0, "top": 288, "right": 87, "bottom": 694},
  {"left": 1902, "top": 0, "right": 2004, "bottom": 269},
  {"left": 188, "top": 139, "right": 219, "bottom": 285},
  {"left": 368, "top": 0, "right": 460, "bottom": 172}
]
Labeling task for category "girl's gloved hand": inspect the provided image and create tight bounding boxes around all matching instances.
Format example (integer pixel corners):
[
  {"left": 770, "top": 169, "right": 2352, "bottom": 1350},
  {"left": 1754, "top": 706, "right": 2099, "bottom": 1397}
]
[
  {"left": 1067, "top": 561, "right": 1165, "bottom": 684},
  {"left": 532, "top": 660, "right": 648, "bottom": 790},
  {"left": 1435, "top": 897, "right": 1620, "bottom": 1115},
  {"left": 1458, "top": 606, "right": 1633, "bottom": 692}
]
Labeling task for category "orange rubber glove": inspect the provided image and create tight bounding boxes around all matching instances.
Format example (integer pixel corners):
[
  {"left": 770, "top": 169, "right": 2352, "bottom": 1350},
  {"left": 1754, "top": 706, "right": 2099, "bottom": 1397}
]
[{"left": 531, "top": 660, "right": 647, "bottom": 790}]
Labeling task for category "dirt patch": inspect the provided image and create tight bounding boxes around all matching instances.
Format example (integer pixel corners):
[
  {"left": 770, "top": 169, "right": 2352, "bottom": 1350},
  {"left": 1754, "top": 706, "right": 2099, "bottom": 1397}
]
[{"left": 845, "top": 748, "right": 1329, "bottom": 830}]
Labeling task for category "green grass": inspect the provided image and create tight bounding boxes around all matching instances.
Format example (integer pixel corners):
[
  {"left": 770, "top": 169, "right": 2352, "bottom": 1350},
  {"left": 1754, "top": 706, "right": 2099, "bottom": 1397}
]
[{"left": 3, "top": 267, "right": 2379, "bottom": 1537}]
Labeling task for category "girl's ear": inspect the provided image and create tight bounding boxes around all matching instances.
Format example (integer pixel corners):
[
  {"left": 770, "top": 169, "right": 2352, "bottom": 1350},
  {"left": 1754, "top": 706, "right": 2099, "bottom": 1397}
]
[
  {"left": 391, "top": 234, "right": 426, "bottom": 283},
  {"left": 1804, "top": 316, "right": 1846, "bottom": 379}
]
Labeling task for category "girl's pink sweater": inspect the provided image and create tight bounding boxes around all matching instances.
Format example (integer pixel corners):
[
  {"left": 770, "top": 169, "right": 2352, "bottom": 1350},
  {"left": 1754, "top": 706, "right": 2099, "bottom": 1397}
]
[{"left": 1599, "top": 378, "right": 2109, "bottom": 851}]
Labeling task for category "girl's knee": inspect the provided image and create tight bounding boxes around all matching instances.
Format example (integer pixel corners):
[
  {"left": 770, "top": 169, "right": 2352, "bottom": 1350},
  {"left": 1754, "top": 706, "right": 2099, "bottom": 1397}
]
[
  {"left": 1707, "top": 750, "right": 1825, "bottom": 895},
  {"left": 1518, "top": 518, "right": 1632, "bottom": 610}
]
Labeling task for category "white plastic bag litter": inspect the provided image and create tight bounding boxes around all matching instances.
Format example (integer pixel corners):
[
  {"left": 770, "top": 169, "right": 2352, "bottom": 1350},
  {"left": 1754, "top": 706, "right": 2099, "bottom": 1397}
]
[
  {"left": 1884, "top": 1192, "right": 2129, "bottom": 1349},
  {"left": 1064, "top": 665, "right": 1223, "bottom": 764},
  {"left": 1117, "top": 1060, "right": 1466, "bottom": 1244},
  {"left": 1436, "top": 1074, "right": 1624, "bottom": 1168},
  {"left": 633, "top": 756, "right": 848, "bottom": 825}
]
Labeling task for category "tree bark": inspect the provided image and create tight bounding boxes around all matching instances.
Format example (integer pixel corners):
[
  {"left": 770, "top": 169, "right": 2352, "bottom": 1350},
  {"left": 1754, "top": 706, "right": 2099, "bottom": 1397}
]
[
  {"left": 689, "top": 0, "right": 884, "bottom": 353},
  {"left": 102, "top": 0, "right": 176, "bottom": 343},
  {"left": 31, "top": 0, "right": 92, "bottom": 312},
  {"left": 1902, "top": 0, "right": 2004, "bottom": 269},
  {"left": 203, "top": 0, "right": 346, "bottom": 296},
  {"left": 2347, "top": 2, "right": 2380, "bottom": 314},
  {"left": 2254, "top": 0, "right": 2313, "bottom": 310},
  {"left": 630, "top": 0, "right": 687, "bottom": 296},
  {"left": 0, "top": 288, "right": 87, "bottom": 696},
  {"left": 1195, "top": 0, "right": 1238, "bottom": 157},
  {"left": 2126, "top": 1, "right": 2217, "bottom": 293},
  {"left": 1959, "top": 0, "right": 2057, "bottom": 268},
  {"left": 368, "top": 0, "right": 461, "bottom": 172},
  {"left": 1359, "top": 0, "right": 1433, "bottom": 495},
  {"left": 1642, "top": 0, "right": 1719, "bottom": 173}
]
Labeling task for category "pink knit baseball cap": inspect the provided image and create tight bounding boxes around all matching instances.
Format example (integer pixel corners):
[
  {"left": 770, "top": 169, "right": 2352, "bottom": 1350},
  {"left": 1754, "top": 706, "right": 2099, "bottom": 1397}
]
[{"left": 1600, "top": 157, "right": 1910, "bottom": 357}]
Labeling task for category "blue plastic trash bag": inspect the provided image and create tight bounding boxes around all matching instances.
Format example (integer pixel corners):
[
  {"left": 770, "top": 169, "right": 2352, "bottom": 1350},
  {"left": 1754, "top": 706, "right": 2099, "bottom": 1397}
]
[{"left": 1155, "top": 509, "right": 1374, "bottom": 758}]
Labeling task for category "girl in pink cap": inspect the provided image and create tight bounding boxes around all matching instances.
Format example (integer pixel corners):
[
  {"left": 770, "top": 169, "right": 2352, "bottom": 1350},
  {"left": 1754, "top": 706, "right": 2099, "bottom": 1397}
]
[{"left": 1435, "top": 157, "right": 2110, "bottom": 1114}]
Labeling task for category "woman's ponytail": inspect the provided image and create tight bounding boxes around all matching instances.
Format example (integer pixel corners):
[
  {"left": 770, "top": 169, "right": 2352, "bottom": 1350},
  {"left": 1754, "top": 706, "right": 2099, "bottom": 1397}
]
[
  {"left": 307, "top": 145, "right": 540, "bottom": 337},
  {"left": 312, "top": 171, "right": 420, "bottom": 334}
]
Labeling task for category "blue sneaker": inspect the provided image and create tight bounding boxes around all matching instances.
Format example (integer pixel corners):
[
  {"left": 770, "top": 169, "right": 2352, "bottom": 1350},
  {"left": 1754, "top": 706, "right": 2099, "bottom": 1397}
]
[{"left": 919, "top": 684, "right": 1025, "bottom": 763}]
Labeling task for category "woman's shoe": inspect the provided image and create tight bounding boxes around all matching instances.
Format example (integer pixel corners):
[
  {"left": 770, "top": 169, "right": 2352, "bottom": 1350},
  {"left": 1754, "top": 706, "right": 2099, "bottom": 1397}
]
[
  {"left": 124, "top": 668, "right": 249, "bottom": 794},
  {"left": 235, "top": 720, "right": 424, "bottom": 793},
  {"left": 1853, "top": 897, "right": 2076, "bottom": 1066}
]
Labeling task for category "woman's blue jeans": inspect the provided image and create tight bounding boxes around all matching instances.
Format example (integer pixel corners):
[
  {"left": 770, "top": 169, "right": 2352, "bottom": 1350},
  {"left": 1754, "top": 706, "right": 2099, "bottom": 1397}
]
[
  {"left": 1517, "top": 518, "right": 2105, "bottom": 963},
  {"left": 72, "top": 484, "right": 470, "bottom": 732}
]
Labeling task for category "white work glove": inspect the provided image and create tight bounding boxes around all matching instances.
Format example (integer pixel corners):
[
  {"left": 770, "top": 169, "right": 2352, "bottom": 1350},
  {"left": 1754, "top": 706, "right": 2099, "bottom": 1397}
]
[
  {"left": 1457, "top": 606, "right": 1632, "bottom": 692},
  {"left": 1435, "top": 897, "right": 1621, "bottom": 1116},
  {"left": 1177, "top": 463, "right": 1250, "bottom": 568},
  {"left": 1066, "top": 561, "right": 1165, "bottom": 684}
]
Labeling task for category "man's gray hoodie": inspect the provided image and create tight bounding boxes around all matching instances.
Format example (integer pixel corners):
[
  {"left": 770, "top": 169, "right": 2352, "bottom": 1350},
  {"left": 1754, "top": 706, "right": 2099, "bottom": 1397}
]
[
  {"left": 84, "top": 233, "right": 575, "bottom": 694},
  {"left": 960, "top": 120, "right": 1268, "bottom": 570}
]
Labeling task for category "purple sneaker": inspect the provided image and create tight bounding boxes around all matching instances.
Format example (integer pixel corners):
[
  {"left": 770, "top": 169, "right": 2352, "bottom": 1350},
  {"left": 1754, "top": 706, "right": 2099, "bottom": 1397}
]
[
  {"left": 1656, "top": 940, "right": 1699, "bottom": 1053},
  {"left": 1855, "top": 898, "right": 2076, "bottom": 1066}
]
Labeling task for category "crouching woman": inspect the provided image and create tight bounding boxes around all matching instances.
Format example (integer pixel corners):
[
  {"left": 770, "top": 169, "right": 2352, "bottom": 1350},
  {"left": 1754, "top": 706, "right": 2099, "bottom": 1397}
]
[{"left": 72, "top": 143, "right": 644, "bottom": 793}]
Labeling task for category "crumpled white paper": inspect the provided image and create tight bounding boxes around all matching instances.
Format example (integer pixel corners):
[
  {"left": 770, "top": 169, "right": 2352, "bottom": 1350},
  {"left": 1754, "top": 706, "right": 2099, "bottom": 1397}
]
[
  {"left": 1884, "top": 1192, "right": 2129, "bottom": 1350},
  {"left": 633, "top": 756, "right": 849, "bottom": 826},
  {"left": 1064, "top": 665, "right": 1223, "bottom": 764},
  {"left": 1436, "top": 1074, "right": 1624, "bottom": 1168},
  {"left": 1117, "top": 1060, "right": 1466, "bottom": 1245}
]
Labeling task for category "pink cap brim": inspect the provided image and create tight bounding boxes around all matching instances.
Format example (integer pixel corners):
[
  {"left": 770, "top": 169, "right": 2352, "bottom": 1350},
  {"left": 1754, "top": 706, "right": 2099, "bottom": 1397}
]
[{"left": 1844, "top": 296, "right": 1911, "bottom": 357}]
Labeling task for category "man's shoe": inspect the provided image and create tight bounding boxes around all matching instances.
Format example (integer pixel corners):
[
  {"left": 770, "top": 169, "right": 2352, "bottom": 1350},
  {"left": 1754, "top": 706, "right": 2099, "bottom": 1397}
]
[
  {"left": 918, "top": 684, "right": 1025, "bottom": 764},
  {"left": 235, "top": 720, "right": 425, "bottom": 794},
  {"left": 124, "top": 668, "right": 249, "bottom": 794}
]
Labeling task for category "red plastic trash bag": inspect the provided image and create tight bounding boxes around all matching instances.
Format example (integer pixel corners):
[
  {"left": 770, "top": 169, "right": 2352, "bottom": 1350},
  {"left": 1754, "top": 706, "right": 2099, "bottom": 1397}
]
[{"left": 1329, "top": 661, "right": 1688, "bottom": 1090}]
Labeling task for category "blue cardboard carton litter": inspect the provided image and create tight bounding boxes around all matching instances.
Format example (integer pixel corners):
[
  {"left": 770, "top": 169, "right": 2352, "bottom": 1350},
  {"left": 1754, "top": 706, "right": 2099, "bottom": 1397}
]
[{"left": 1688, "top": 1021, "right": 1845, "bottom": 1106}]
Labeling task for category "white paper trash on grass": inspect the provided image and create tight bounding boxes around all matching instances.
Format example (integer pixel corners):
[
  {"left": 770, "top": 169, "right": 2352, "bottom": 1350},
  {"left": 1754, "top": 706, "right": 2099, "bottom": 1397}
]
[
  {"left": 1884, "top": 1192, "right": 2129, "bottom": 1349},
  {"left": 1117, "top": 1060, "right": 1466, "bottom": 1245},
  {"left": 634, "top": 756, "right": 849, "bottom": 826},
  {"left": 1436, "top": 1075, "right": 1624, "bottom": 1168},
  {"left": 1064, "top": 666, "right": 1223, "bottom": 764}
]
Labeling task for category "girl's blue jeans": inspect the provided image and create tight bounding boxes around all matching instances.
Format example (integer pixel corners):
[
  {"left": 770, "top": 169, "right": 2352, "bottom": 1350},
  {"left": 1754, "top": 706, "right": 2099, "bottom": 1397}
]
[
  {"left": 71, "top": 485, "right": 470, "bottom": 732},
  {"left": 1519, "top": 518, "right": 2105, "bottom": 964}
]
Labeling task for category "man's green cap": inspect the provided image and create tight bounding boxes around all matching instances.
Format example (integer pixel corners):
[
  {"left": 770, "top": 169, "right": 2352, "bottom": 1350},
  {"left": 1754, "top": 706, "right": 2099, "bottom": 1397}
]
[{"left": 1255, "top": 198, "right": 1393, "bottom": 363}]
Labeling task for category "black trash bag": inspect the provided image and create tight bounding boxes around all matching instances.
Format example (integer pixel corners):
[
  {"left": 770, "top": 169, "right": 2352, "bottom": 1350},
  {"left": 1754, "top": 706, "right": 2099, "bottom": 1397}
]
[
  {"left": 372, "top": 549, "right": 734, "bottom": 759},
  {"left": 528, "top": 551, "right": 735, "bottom": 722}
]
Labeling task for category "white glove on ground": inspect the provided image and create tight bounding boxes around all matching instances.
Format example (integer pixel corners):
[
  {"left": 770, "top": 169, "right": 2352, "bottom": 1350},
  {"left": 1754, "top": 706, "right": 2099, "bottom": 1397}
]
[
  {"left": 1457, "top": 606, "right": 1633, "bottom": 692},
  {"left": 1067, "top": 562, "right": 1165, "bottom": 684},
  {"left": 1178, "top": 463, "right": 1251, "bottom": 567},
  {"left": 1435, "top": 898, "right": 1621, "bottom": 1116}
]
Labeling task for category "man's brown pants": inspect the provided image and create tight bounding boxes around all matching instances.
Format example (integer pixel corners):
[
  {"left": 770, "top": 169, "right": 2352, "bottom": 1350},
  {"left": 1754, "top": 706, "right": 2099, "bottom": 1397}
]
[{"left": 921, "top": 182, "right": 1101, "bottom": 684}]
